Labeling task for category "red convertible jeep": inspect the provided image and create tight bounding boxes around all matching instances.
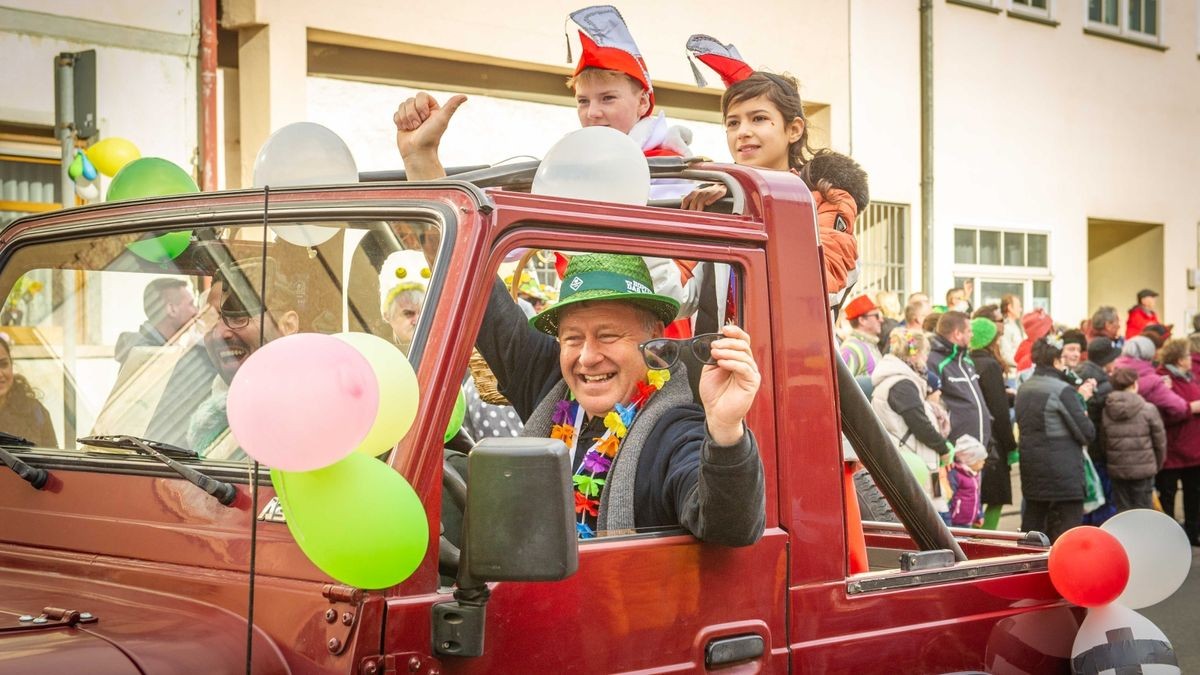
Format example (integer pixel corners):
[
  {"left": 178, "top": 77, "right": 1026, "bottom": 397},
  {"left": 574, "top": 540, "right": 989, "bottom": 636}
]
[{"left": 0, "top": 159, "right": 1078, "bottom": 673}]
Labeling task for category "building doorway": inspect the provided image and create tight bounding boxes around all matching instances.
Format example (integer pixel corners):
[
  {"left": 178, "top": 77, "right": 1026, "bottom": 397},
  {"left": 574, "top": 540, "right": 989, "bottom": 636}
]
[{"left": 1088, "top": 218, "right": 1164, "bottom": 322}]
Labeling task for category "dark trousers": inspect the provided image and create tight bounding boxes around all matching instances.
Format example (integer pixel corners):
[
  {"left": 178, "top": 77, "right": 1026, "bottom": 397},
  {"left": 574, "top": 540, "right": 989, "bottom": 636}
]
[
  {"left": 1111, "top": 477, "right": 1156, "bottom": 512},
  {"left": 1156, "top": 466, "right": 1200, "bottom": 544},
  {"left": 1022, "top": 499, "right": 1084, "bottom": 543}
]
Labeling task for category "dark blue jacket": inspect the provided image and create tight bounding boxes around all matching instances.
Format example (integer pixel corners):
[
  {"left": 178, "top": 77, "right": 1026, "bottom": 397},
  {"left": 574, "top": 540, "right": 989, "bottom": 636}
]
[{"left": 928, "top": 335, "right": 993, "bottom": 447}]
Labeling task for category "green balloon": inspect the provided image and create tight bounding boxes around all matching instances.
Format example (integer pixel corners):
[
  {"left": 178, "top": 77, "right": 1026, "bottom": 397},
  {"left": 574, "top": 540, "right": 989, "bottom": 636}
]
[
  {"left": 271, "top": 453, "right": 428, "bottom": 589},
  {"left": 126, "top": 230, "right": 193, "bottom": 263},
  {"left": 898, "top": 446, "right": 931, "bottom": 485},
  {"left": 444, "top": 389, "right": 467, "bottom": 443},
  {"left": 106, "top": 157, "right": 199, "bottom": 202}
]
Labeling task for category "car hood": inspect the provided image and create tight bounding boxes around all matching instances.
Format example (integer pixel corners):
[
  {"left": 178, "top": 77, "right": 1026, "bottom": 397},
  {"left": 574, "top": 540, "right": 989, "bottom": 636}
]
[
  {"left": 0, "top": 619, "right": 141, "bottom": 675},
  {"left": 0, "top": 575, "right": 288, "bottom": 674}
]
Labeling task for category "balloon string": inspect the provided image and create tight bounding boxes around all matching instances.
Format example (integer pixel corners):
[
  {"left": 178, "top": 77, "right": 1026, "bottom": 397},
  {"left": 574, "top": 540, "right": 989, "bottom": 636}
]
[{"left": 245, "top": 184, "right": 269, "bottom": 674}]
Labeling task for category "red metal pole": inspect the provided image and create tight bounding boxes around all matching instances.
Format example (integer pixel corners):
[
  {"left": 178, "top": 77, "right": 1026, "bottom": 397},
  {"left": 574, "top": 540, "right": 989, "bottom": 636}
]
[{"left": 199, "top": 0, "right": 218, "bottom": 191}]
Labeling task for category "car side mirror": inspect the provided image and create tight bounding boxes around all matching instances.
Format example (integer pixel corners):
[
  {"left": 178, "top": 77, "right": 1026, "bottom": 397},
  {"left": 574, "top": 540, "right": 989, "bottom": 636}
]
[{"left": 465, "top": 437, "right": 578, "bottom": 581}]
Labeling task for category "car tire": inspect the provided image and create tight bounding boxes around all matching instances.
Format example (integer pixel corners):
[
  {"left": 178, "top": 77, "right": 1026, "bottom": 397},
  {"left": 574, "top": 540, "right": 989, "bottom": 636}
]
[{"left": 854, "top": 467, "right": 898, "bottom": 523}]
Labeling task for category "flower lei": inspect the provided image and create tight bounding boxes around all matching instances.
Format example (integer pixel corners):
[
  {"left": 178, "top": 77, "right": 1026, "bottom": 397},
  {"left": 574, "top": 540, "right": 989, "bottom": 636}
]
[{"left": 551, "top": 369, "right": 670, "bottom": 539}]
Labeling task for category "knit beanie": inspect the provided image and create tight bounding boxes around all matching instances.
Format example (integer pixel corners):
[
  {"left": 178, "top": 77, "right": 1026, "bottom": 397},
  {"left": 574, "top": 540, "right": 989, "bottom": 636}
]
[
  {"left": 969, "top": 318, "right": 998, "bottom": 350},
  {"left": 1121, "top": 335, "right": 1156, "bottom": 361},
  {"left": 1021, "top": 309, "right": 1053, "bottom": 341},
  {"left": 1087, "top": 337, "right": 1121, "bottom": 367},
  {"left": 954, "top": 435, "right": 988, "bottom": 465}
]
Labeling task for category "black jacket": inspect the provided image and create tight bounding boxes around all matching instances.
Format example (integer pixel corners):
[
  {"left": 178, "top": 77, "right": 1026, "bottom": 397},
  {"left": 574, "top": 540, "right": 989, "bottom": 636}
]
[
  {"left": 1016, "top": 365, "right": 1096, "bottom": 501},
  {"left": 1074, "top": 360, "right": 1114, "bottom": 464},
  {"left": 928, "top": 335, "right": 992, "bottom": 447},
  {"left": 971, "top": 348, "right": 1017, "bottom": 505},
  {"left": 475, "top": 279, "right": 765, "bottom": 545},
  {"left": 970, "top": 349, "right": 1016, "bottom": 457}
]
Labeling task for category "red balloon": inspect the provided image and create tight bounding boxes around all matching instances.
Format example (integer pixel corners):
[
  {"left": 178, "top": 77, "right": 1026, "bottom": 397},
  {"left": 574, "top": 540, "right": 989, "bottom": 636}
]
[{"left": 1047, "top": 526, "right": 1130, "bottom": 607}]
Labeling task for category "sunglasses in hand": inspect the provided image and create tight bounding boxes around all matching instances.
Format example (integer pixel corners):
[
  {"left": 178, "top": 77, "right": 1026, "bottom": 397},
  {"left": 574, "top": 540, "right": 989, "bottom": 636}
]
[{"left": 639, "top": 333, "right": 723, "bottom": 370}]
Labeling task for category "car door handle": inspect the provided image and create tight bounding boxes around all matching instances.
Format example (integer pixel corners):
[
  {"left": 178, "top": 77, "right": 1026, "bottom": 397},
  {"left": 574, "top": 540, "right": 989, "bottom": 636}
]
[{"left": 705, "top": 634, "right": 765, "bottom": 668}]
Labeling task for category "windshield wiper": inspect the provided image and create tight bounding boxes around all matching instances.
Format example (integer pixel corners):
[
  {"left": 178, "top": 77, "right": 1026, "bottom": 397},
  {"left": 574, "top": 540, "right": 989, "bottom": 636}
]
[
  {"left": 77, "top": 435, "right": 237, "bottom": 506},
  {"left": 79, "top": 435, "right": 198, "bottom": 459},
  {"left": 0, "top": 431, "right": 48, "bottom": 490}
]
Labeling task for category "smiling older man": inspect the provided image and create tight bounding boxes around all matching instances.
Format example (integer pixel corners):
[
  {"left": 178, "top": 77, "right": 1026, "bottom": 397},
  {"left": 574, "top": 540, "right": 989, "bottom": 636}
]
[{"left": 476, "top": 253, "right": 765, "bottom": 545}]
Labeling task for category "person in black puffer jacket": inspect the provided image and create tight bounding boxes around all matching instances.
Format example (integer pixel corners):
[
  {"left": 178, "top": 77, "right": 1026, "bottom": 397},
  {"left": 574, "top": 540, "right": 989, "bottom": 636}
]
[{"left": 1015, "top": 335, "right": 1096, "bottom": 542}]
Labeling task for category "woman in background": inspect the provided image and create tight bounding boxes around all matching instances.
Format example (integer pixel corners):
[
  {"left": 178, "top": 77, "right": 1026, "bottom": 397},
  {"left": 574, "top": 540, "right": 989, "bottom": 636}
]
[{"left": 0, "top": 335, "right": 56, "bottom": 447}]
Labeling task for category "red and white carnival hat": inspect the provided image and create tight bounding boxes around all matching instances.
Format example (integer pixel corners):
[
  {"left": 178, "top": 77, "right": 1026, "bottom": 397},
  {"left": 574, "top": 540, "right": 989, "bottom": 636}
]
[
  {"left": 567, "top": 5, "right": 654, "bottom": 115},
  {"left": 685, "top": 34, "right": 753, "bottom": 88}
]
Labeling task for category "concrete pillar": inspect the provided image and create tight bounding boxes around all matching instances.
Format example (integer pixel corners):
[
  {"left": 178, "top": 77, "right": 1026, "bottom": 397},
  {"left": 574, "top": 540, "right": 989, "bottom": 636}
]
[{"left": 234, "top": 17, "right": 306, "bottom": 187}]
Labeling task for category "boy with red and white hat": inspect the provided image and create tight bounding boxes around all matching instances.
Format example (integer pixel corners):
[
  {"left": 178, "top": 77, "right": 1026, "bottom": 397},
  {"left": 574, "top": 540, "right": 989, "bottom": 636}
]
[
  {"left": 393, "top": 5, "right": 691, "bottom": 180},
  {"left": 394, "top": 6, "right": 699, "bottom": 332}
]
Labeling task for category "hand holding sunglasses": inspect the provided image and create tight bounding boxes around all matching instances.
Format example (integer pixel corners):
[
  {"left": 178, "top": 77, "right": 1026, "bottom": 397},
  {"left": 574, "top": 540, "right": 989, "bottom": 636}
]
[
  {"left": 643, "top": 325, "right": 760, "bottom": 447},
  {"left": 639, "top": 332, "right": 723, "bottom": 370}
]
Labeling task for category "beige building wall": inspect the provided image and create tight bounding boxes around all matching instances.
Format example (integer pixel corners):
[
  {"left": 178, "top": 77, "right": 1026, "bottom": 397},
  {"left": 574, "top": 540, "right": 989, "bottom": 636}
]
[
  {"left": 9, "top": 0, "right": 1191, "bottom": 329},
  {"left": 929, "top": 1, "right": 1200, "bottom": 325}
]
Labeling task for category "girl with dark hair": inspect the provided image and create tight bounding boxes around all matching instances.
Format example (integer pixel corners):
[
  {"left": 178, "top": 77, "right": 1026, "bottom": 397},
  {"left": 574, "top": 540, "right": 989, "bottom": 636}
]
[
  {"left": 0, "top": 336, "right": 57, "bottom": 447},
  {"left": 682, "top": 42, "right": 865, "bottom": 300}
]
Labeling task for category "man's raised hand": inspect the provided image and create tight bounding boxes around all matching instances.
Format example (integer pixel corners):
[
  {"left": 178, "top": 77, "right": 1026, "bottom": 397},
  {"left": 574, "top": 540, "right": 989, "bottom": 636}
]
[
  {"left": 698, "top": 324, "right": 761, "bottom": 446},
  {"left": 393, "top": 92, "right": 467, "bottom": 180}
]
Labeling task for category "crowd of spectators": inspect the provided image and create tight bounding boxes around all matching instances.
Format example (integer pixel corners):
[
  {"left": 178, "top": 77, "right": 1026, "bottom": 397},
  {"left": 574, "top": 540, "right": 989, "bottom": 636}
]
[{"left": 839, "top": 287, "right": 1200, "bottom": 545}]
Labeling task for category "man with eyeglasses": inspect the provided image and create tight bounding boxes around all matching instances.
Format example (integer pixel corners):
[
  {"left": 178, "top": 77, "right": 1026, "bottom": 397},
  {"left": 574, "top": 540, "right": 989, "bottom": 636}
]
[
  {"left": 187, "top": 260, "right": 302, "bottom": 459},
  {"left": 475, "top": 253, "right": 765, "bottom": 545},
  {"left": 839, "top": 295, "right": 884, "bottom": 378}
]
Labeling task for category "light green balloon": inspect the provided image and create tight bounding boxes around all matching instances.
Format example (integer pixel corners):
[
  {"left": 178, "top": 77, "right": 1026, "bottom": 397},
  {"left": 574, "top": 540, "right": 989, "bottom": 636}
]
[
  {"left": 106, "top": 157, "right": 199, "bottom": 202},
  {"left": 126, "top": 230, "right": 193, "bottom": 263},
  {"left": 899, "top": 446, "right": 931, "bottom": 485},
  {"left": 271, "top": 453, "right": 428, "bottom": 589},
  {"left": 444, "top": 389, "right": 466, "bottom": 443}
]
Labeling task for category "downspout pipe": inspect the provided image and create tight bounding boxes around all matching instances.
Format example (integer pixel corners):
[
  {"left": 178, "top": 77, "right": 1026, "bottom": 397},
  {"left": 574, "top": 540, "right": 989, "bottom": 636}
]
[
  {"left": 199, "top": 0, "right": 218, "bottom": 191},
  {"left": 919, "top": 0, "right": 934, "bottom": 295}
]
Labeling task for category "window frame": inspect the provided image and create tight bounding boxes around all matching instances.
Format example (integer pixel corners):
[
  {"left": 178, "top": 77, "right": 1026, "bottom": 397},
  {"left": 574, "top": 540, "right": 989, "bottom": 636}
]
[
  {"left": 1008, "top": 0, "right": 1055, "bottom": 23},
  {"left": 953, "top": 226, "right": 1052, "bottom": 313},
  {"left": 0, "top": 130, "right": 68, "bottom": 227},
  {"left": 482, "top": 220, "right": 770, "bottom": 544},
  {"left": 1084, "top": 0, "right": 1164, "bottom": 46},
  {"left": 4, "top": 203, "right": 458, "bottom": 485}
]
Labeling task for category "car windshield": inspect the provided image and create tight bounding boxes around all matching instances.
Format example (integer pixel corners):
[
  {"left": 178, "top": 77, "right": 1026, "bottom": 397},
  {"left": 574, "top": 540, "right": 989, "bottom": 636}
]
[{"left": 0, "top": 217, "right": 443, "bottom": 463}]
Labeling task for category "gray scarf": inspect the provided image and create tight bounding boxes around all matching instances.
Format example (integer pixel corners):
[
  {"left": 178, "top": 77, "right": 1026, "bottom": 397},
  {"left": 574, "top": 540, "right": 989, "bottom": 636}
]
[{"left": 523, "top": 363, "right": 693, "bottom": 532}]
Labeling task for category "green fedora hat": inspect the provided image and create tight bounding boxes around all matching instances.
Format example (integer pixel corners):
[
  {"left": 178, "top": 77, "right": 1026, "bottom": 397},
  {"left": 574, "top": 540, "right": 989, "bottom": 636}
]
[{"left": 531, "top": 254, "right": 680, "bottom": 335}]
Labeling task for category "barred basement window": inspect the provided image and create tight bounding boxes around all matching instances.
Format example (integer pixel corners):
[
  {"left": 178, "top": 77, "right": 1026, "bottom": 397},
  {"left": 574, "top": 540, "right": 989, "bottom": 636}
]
[{"left": 855, "top": 202, "right": 909, "bottom": 300}]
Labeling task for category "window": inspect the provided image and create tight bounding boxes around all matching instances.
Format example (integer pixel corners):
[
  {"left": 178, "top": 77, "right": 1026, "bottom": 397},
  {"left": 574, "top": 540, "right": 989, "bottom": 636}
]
[
  {"left": 1010, "top": 0, "right": 1054, "bottom": 21},
  {"left": 1086, "top": 0, "right": 1161, "bottom": 42},
  {"left": 953, "top": 227, "right": 1051, "bottom": 313},
  {"left": 856, "top": 202, "right": 909, "bottom": 299},
  {"left": 1, "top": 134, "right": 65, "bottom": 228},
  {"left": 0, "top": 218, "right": 445, "bottom": 465}
]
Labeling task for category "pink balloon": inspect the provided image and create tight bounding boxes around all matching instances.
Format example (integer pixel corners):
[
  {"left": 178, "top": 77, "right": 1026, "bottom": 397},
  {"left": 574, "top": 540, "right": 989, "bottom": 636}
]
[{"left": 227, "top": 333, "right": 380, "bottom": 471}]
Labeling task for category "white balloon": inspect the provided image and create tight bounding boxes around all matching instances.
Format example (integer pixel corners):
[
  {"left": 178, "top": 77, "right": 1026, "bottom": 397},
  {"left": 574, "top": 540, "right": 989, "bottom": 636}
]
[
  {"left": 74, "top": 180, "right": 100, "bottom": 201},
  {"left": 253, "top": 122, "right": 358, "bottom": 188},
  {"left": 1101, "top": 508, "right": 1192, "bottom": 609},
  {"left": 1071, "top": 604, "right": 1179, "bottom": 674},
  {"left": 531, "top": 126, "right": 649, "bottom": 205},
  {"left": 270, "top": 224, "right": 340, "bottom": 248}
]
